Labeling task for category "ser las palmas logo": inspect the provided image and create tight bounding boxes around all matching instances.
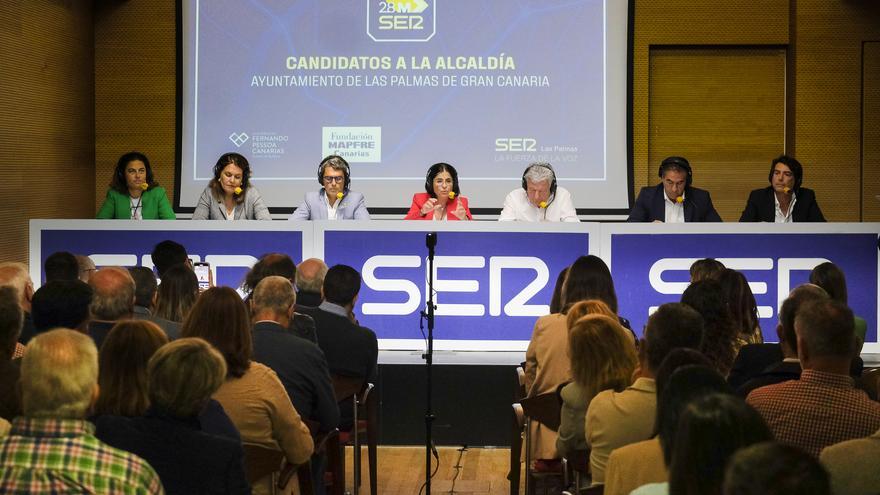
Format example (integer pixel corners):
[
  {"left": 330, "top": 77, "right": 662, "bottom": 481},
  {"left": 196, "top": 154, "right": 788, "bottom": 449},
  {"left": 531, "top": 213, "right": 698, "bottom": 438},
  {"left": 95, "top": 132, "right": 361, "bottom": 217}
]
[{"left": 367, "top": 0, "right": 436, "bottom": 42}]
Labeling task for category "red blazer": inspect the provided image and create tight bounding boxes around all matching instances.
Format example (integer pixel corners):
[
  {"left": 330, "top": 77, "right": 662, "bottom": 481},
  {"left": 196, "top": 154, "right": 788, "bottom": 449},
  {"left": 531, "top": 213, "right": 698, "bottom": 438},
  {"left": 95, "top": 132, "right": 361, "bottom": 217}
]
[{"left": 404, "top": 192, "right": 472, "bottom": 220}]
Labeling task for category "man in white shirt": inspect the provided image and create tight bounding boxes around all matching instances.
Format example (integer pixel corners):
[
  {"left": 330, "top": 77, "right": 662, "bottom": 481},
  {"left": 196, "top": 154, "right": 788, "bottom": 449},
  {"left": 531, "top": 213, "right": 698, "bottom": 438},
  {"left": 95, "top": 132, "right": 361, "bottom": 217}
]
[{"left": 498, "top": 162, "right": 579, "bottom": 222}]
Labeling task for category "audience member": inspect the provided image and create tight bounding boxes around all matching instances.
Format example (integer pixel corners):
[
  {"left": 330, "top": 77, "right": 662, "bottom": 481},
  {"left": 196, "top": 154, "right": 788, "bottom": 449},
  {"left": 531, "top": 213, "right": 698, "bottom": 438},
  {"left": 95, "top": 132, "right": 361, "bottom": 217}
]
[
  {"left": 295, "top": 257, "right": 328, "bottom": 309},
  {"left": 548, "top": 267, "right": 568, "bottom": 315},
  {"left": 586, "top": 302, "right": 704, "bottom": 484},
  {"left": 31, "top": 279, "right": 93, "bottom": 334},
  {"left": 820, "top": 427, "right": 880, "bottom": 495},
  {"left": 556, "top": 309, "right": 636, "bottom": 458},
  {"left": 604, "top": 350, "right": 718, "bottom": 495},
  {"left": 244, "top": 253, "right": 318, "bottom": 343},
  {"left": 76, "top": 254, "right": 96, "bottom": 282},
  {"left": 151, "top": 239, "right": 189, "bottom": 278},
  {"left": 725, "top": 442, "right": 830, "bottom": 495},
  {"left": 0, "top": 329, "right": 162, "bottom": 493},
  {"left": 681, "top": 279, "right": 739, "bottom": 377},
  {"left": 633, "top": 394, "right": 772, "bottom": 495},
  {"left": 747, "top": 300, "right": 880, "bottom": 457},
  {"left": 251, "top": 276, "right": 339, "bottom": 431},
  {"left": 128, "top": 266, "right": 158, "bottom": 318},
  {"left": 181, "top": 287, "right": 314, "bottom": 493},
  {"left": 153, "top": 263, "right": 199, "bottom": 339},
  {"left": 0, "top": 262, "right": 36, "bottom": 345},
  {"left": 44, "top": 251, "right": 80, "bottom": 282},
  {"left": 87, "top": 267, "right": 136, "bottom": 348},
  {"left": 718, "top": 268, "right": 763, "bottom": 346},
  {"left": 810, "top": 261, "right": 867, "bottom": 350},
  {"left": 688, "top": 258, "right": 725, "bottom": 283},
  {"left": 93, "top": 320, "right": 169, "bottom": 417},
  {"left": 0, "top": 287, "right": 23, "bottom": 421},
  {"left": 96, "top": 338, "right": 250, "bottom": 495},
  {"left": 735, "top": 284, "right": 829, "bottom": 397}
]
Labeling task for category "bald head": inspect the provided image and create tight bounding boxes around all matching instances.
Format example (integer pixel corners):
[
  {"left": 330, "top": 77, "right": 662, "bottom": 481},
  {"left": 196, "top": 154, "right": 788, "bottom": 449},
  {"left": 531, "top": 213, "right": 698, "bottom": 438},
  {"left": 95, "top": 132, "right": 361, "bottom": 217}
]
[
  {"left": 296, "top": 258, "right": 328, "bottom": 294},
  {"left": 0, "top": 262, "right": 34, "bottom": 311},
  {"left": 252, "top": 276, "right": 295, "bottom": 325},
  {"left": 88, "top": 267, "right": 135, "bottom": 320}
]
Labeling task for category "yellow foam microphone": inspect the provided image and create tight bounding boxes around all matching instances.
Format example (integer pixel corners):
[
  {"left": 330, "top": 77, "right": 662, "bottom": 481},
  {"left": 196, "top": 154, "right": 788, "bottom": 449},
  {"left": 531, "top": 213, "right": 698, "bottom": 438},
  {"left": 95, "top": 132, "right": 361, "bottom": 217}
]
[
  {"left": 234, "top": 186, "right": 243, "bottom": 195},
  {"left": 448, "top": 192, "right": 456, "bottom": 200},
  {"left": 675, "top": 196, "right": 684, "bottom": 203},
  {"left": 139, "top": 182, "right": 148, "bottom": 191},
  {"left": 337, "top": 192, "right": 344, "bottom": 200},
  {"left": 539, "top": 201, "right": 547, "bottom": 209},
  {"left": 783, "top": 186, "right": 791, "bottom": 194}
]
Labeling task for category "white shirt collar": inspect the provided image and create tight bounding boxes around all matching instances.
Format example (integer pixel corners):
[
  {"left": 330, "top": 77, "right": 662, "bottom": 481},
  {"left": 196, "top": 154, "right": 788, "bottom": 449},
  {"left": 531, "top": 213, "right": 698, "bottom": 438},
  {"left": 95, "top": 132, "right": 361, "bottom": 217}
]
[
  {"left": 664, "top": 190, "right": 685, "bottom": 223},
  {"left": 774, "top": 190, "right": 797, "bottom": 223}
]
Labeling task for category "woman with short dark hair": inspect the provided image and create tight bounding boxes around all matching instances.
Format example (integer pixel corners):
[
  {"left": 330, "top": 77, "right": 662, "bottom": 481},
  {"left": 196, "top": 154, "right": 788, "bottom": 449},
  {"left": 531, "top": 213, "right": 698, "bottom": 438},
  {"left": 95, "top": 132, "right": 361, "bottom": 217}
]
[{"left": 404, "top": 162, "right": 472, "bottom": 220}]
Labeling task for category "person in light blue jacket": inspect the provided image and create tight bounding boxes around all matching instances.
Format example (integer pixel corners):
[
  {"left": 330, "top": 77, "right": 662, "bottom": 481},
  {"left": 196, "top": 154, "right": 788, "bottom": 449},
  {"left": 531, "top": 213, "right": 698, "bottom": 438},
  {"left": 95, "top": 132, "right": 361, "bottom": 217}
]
[{"left": 289, "top": 155, "right": 370, "bottom": 221}]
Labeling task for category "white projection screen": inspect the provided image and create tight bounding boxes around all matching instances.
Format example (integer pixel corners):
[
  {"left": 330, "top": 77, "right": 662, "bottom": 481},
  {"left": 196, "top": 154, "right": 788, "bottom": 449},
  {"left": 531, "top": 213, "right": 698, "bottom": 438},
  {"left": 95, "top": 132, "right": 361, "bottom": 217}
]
[{"left": 177, "top": 0, "right": 633, "bottom": 217}]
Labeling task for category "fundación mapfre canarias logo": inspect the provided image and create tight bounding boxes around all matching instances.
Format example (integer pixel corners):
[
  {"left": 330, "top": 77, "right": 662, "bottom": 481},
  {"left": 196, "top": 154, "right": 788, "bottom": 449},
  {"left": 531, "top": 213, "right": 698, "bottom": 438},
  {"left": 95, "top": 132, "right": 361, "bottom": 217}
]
[{"left": 367, "top": 0, "right": 436, "bottom": 42}]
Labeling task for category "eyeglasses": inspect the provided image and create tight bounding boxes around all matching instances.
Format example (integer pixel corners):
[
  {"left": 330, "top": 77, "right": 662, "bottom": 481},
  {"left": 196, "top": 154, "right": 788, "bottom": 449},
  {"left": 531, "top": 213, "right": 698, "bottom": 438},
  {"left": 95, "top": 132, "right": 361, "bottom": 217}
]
[{"left": 322, "top": 176, "right": 344, "bottom": 184}]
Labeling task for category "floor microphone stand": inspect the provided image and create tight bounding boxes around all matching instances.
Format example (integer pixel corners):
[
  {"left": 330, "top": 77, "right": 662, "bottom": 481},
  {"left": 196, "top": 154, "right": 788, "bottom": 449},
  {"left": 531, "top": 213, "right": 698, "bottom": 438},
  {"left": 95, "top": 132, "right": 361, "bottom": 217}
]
[{"left": 423, "top": 231, "right": 437, "bottom": 495}]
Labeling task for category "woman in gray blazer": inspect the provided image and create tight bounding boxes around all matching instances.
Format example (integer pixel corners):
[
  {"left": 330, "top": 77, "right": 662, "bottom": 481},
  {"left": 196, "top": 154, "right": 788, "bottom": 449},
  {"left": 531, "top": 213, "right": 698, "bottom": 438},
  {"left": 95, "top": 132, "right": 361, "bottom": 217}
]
[{"left": 192, "top": 153, "right": 271, "bottom": 220}]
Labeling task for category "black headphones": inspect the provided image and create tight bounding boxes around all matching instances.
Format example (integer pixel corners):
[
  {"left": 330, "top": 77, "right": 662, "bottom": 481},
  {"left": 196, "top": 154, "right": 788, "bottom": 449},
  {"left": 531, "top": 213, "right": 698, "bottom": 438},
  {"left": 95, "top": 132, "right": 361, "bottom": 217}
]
[
  {"left": 317, "top": 155, "right": 351, "bottom": 191},
  {"left": 521, "top": 162, "right": 558, "bottom": 199},
  {"left": 658, "top": 156, "right": 693, "bottom": 188}
]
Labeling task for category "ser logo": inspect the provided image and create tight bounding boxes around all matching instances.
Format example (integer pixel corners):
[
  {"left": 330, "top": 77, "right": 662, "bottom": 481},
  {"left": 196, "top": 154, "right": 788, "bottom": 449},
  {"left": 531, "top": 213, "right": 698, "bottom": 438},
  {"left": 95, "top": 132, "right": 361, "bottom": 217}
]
[
  {"left": 495, "top": 138, "right": 538, "bottom": 152},
  {"left": 359, "top": 255, "right": 550, "bottom": 317},
  {"left": 368, "top": 0, "right": 436, "bottom": 42},
  {"left": 648, "top": 257, "right": 830, "bottom": 318}
]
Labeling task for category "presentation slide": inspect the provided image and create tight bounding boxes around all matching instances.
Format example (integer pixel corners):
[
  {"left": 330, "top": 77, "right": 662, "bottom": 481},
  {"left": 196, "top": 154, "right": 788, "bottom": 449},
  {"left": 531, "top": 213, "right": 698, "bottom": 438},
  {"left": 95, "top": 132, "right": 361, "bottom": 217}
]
[{"left": 179, "top": 0, "right": 631, "bottom": 214}]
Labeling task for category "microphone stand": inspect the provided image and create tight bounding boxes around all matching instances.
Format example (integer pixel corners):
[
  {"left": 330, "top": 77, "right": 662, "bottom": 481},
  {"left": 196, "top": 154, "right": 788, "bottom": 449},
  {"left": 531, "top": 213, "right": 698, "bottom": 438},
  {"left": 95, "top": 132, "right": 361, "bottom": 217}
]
[{"left": 422, "top": 232, "right": 437, "bottom": 495}]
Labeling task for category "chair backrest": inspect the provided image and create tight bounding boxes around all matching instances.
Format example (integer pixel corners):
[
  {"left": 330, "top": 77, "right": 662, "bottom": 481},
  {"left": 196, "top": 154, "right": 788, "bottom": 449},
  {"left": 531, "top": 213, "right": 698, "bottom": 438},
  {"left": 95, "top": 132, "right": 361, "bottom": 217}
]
[
  {"left": 860, "top": 367, "right": 880, "bottom": 401},
  {"left": 520, "top": 392, "right": 562, "bottom": 431},
  {"left": 516, "top": 366, "right": 527, "bottom": 399},
  {"left": 332, "top": 374, "right": 366, "bottom": 402},
  {"left": 242, "top": 443, "right": 284, "bottom": 485}
]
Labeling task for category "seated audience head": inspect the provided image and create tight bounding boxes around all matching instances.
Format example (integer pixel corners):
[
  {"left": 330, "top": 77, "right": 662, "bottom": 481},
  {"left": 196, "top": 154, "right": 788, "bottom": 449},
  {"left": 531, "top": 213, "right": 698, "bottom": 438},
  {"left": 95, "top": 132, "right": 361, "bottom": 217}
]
[
  {"left": 243, "top": 253, "right": 297, "bottom": 296},
  {"left": 549, "top": 267, "right": 568, "bottom": 314},
  {"left": 0, "top": 286, "right": 23, "bottom": 361},
  {"left": 153, "top": 263, "right": 199, "bottom": 323},
  {"left": 20, "top": 329, "right": 98, "bottom": 419},
  {"left": 655, "top": 361, "right": 731, "bottom": 466},
  {"left": 776, "top": 284, "right": 829, "bottom": 357},
  {"left": 128, "top": 266, "right": 158, "bottom": 311},
  {"left": 568, "top": 313, "right": 637, "bottom": 397},
  {"left": 562, "top": 255, "right": 617, "bottom": 314},
  {"left": 76, "top": 255, "right": 96, "bottom": 283},
  {"left": 718, "top": 268, "right": 761, "bottom": 342},
  {"left": 88, "top": 267, "right": 136, "bottom": 321},
  {"left": 669, "top": 393, "right": 773, "bottom": 495},
  {"left": 322, "top": 264, "right": 362, "bottom": 309},
  {"left": 180, "top": 286, "right": 252, "bottom": 379},
  {"left": 296, "top": 258, "right": 328, "bottom": 296},
  {"left": 681, "top": 279, "right": 739, "bottom": 376},
  {"left": 0, "top": 262, "right": 34, "bottom": 312},
  {"left": 723, "top": 442, "right": 830, "bottom": 495},
  {"left": 795, "top": 299, "right": 856, "bottom": 369},
  {"left": 689, "top": 258, "right": 725, "bottom": 283},
  {"left": 424, "top": 162, "right": 461, "bottom": 199},
  {"left": 150, "top": 240, "right": 189, "bottom": 278},
  {"left": 94, "top": 320, "right": 168, "bottom": 417},
  {"left": 808, "top": 262, "right": 848, "bottom": 304},
  {"left": 769, "top": 155, "right": 804, "bottom": 193},
  {"left": 565, "top": 299, "right": 617, "bottom": 329},
  {"left": 31, "top": 280, "right": 93, "bottom": 333},
  {"left": 252, "top": 276, "right": 295, "bottom": 322},
  {"left": 111, "top": 151, "right": 158, "bottom": 194},
  {"left": 148, "top": 337, "right": 227, "bottom": 419},
  {"left": 644, "top": 303, "right": 705, "bottom": 376},
  {"left": 44, "top": 251, "right": 80, "bottom": 282}
]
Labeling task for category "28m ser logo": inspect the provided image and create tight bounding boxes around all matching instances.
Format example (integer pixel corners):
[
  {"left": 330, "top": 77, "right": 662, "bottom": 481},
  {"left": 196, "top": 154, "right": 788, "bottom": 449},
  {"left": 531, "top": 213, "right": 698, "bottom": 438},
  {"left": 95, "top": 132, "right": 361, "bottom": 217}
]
[{"left": 360, "top": 255, "right": 550, "bottom": 317}]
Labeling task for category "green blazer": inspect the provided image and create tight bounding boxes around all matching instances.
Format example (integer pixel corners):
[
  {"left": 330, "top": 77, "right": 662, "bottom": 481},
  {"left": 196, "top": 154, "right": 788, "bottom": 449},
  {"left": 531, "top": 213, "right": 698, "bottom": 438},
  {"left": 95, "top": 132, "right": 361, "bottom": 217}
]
[{"left": 96, "top": 187, "right": 176, "bottom": 220}]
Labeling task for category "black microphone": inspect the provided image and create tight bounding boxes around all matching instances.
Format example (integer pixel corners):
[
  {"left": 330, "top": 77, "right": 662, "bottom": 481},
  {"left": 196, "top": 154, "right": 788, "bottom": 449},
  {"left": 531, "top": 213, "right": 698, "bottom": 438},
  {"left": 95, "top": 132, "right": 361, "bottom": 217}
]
[{"left": 426, "top": 232, "right": 437, "bottom": 249}]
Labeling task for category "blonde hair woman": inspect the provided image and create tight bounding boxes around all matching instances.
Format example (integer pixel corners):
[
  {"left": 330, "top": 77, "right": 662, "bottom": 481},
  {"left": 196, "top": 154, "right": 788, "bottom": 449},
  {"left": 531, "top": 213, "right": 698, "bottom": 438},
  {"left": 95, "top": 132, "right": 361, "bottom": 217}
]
[{"left": 556, "top": 311, "right": 638, "bottom": 458}]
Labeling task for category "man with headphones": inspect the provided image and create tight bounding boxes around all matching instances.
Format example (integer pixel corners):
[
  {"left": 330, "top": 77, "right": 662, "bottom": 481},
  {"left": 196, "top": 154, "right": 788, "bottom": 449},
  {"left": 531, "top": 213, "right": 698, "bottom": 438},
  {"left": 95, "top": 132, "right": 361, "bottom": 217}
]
[
  {"left": 627, "top": 156, "right": 721, "bottom": 223},
  {"left": 499, "top": 162, "right": 579, "bottom": 222},
  {"left": 739, "top": 155, "right": 825, "bottom": 222},
  {"left": 289, "top": 155, "right": 370, "bottom": 220}
]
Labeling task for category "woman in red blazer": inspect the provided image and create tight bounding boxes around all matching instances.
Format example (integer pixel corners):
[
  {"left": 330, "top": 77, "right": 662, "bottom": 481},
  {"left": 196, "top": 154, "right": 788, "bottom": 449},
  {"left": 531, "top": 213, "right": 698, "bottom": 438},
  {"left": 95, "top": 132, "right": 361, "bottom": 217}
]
[{"left": 404, "top": 162, "right": 473, "bottom": 220}]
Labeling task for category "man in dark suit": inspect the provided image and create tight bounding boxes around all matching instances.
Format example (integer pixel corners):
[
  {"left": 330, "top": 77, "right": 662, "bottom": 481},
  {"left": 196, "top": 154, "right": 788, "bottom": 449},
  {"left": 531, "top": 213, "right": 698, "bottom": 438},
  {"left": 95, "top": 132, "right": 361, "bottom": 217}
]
[
  {"left": 295, "top": 258, "right": 328, "bottom": 310},
  {"left": 739, "top": 155, "right": 825, "bottom": 222},
  {"left": 627, "top": 156, "right": 722, "bottom": 223}
]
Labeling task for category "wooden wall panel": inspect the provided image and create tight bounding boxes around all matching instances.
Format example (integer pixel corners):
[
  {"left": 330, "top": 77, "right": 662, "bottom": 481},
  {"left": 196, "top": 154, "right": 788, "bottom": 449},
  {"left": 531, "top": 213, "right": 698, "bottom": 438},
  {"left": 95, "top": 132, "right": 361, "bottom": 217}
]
[
  {"left": 0, "top": 1, "right": 94, "bottom": 264},
  {"left": 94, "top": 0, "right": 176, "bottom": 213},
  {"left": 648, "top": 48, "right": 786, "bottom": 222},
  {"left": 864, "top": 42, "right": 880, "bottom": 222}
]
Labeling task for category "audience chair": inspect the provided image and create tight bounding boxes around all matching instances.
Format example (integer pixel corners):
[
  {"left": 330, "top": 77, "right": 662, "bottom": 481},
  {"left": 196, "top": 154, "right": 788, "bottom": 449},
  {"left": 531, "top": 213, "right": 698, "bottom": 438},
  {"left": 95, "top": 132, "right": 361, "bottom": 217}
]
[
  {"left": 242, "top": 442, "right": 308, "bottom": 495},
  {"left": 303, "top": 419, "right": 340, "bottom": 495},
  {"left": 509, "top": 365, "right": 529, "bottom": 495},
  {"left": 331, "top": 374, "right": 378, "bottom": 495},
  {"left": 561, "top": 448, "right": 590, "bottom": 495},
  {"left": 520, "top": 391, "right": 564, "bottom": 495},
  {"left": 859, "top": 367, "right": 880, "bottom": 401}
]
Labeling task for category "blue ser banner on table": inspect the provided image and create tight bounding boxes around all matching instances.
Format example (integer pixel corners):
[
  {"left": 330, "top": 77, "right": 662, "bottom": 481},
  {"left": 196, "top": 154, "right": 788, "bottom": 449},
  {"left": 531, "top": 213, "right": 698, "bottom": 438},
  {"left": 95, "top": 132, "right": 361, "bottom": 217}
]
[
  {"left": 320, "top": 224, "right": 592, "bottom": 350},
  {"left": 32, "top": 221, "right": 306, "bottom": 290},
  {"left": 605, "top": 225, "right": 879, "bottom": 345}
]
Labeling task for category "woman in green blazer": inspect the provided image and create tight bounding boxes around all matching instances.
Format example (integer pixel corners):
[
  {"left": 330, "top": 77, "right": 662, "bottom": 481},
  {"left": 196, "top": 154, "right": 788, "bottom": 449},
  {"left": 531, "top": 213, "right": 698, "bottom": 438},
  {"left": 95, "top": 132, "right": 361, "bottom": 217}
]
[{"left": 97, "top": 152, "right": 175, "bottom": 220}]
